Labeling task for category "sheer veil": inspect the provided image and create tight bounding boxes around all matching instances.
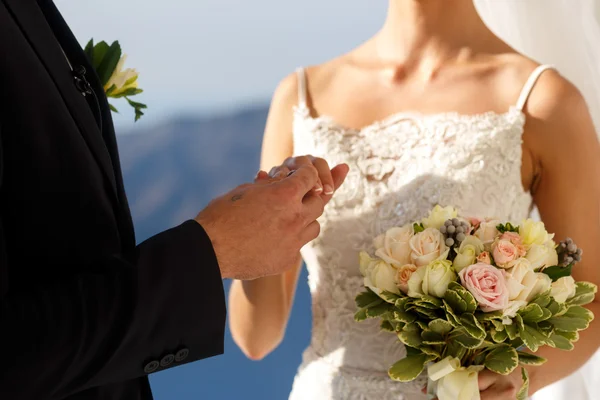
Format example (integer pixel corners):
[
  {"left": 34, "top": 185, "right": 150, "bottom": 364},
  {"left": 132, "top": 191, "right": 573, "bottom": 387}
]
[
  {"left": 474, "top": 0, "right": 600, "bottom": 136},
  {"left": 474, "top": 2, "right": 600, "bottom": 399}
]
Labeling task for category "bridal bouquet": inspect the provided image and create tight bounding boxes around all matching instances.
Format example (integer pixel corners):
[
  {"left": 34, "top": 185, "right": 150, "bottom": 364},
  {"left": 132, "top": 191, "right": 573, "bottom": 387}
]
[{"left": 355, "top": 205, "right": 596, "bottom": 400}]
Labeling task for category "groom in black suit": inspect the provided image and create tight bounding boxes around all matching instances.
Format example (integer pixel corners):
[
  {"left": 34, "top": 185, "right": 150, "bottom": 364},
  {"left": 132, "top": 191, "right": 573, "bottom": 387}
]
[{"left": 0, "top": 0, "right": 348, "bottom": 399}]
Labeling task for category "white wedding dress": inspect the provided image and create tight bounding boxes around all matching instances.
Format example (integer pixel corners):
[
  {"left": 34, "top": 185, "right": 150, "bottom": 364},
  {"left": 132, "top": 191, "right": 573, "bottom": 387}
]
[{"left": 288, "top": 64, "right": 554, "bottom": 400}]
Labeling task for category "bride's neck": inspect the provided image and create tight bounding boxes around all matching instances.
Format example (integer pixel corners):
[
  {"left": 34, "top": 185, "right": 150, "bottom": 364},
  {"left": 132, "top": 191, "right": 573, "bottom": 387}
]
[{"left": 376, "top": 0, "right": 492, "bottom": 72}]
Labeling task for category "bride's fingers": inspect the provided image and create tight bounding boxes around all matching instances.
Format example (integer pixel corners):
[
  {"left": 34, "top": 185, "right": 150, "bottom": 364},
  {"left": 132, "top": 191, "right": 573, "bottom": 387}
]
[{"left": 254, "top": 170, "right": 270, "bottom": 182}]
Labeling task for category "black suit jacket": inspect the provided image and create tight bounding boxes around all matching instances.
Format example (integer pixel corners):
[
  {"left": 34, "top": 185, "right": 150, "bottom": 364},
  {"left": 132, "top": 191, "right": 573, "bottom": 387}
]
[{"left": 0, "top": 0, "right": 226, "bottom": 399}]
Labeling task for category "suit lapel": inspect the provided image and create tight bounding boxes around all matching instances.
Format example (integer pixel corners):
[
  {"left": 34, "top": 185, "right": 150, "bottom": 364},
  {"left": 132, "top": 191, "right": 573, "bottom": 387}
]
[{"left": 3, "top": 0, "right": 119, "bottom": 203}]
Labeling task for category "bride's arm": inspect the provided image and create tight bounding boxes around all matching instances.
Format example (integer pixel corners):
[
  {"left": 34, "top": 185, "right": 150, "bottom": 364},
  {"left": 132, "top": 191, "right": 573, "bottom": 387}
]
[
  {"left": 526, "top": 73, "right": 600, "bottom": 393},
  {"left": 228, "top": 73, "right": 304, "bottom": 361}
]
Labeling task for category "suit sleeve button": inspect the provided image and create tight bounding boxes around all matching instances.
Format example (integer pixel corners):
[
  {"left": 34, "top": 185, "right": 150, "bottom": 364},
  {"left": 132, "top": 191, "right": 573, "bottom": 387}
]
[
  {"left": 175, "top": 348, "right": 189, "bottom": 362},
  {"left": 160, "top": 354, "right": 175, "bottom": 367},
  {"left": 143, "top": 360, "right": 160, "bottom": 374}
]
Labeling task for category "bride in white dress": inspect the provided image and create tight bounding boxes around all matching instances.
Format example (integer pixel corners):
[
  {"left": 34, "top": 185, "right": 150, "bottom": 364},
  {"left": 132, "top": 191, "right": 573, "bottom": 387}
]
[{"left": 229, "top": 1, "right": 600, "bottom": 399}]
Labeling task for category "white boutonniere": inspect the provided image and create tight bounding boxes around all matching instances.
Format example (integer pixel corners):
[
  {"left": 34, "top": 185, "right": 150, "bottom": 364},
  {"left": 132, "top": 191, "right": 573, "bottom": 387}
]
[{"left": 84, "top": 39, "right": 147, "bottom": 121}]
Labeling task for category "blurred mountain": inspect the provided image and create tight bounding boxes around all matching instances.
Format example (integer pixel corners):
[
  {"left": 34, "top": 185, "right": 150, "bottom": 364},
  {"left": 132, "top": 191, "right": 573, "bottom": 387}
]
[{"left": 117, "top": 104, "right": 269, "bottom": 242}]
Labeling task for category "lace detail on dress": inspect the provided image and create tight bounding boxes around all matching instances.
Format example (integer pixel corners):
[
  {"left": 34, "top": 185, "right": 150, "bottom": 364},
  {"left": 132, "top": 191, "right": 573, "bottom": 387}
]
[{"left": 288, "top": 104, "right": 534, "bottom": 400}]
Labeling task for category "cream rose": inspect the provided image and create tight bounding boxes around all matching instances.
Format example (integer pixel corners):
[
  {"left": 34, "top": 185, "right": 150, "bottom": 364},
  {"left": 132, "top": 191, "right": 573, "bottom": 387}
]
[
  {"left": 492, "top": 239, "right": 519, "bottom": 268},
  {"left": 459, "top": 263, "right": 509, "bottom": 312},
  {"left": 407, "top": 266, "right": 427, "bottom": 298},
  {"left": 422, "top": 260, "right": 457, "bottom": 298},
  {"left": 453, "top": 236, "right": 485, "bottom": 273},
  {"left": 551, "top": 276, "right": 577, "bottom": 303},
  {"left": 503, "top": 258, "right": 534, "bottom": 300},
  {"left": 361, "top": 257, "right": 401, "bottom": 296},
  {"left": 499, "top": 232, "right": 527, "bottom": 257},
  {"left": 409, "top": 228, "right": 450, "bottom": 267},
  {"left": 525, "top": 243, "right": 559, "bottom": 271},
  {"left": 396, "top": 264, "right": 418, "bottom": 294},
  {"left": 421, "top": 205, "right": 459, "bottom": 229},
  {"left": 519, "top": 219, "right": 554, "bottom": 249},
  {"left": 516, "top": 271, "right": 552, "bottom": 303},
  {"left": 477, "top": 251, "right": 492, "bottom": 265},
  {"left": 474, "top": 220, "right": 501, "bottom": 251},
  {"left": 374, "top": 225, "right": 415, "bottom": 267}
]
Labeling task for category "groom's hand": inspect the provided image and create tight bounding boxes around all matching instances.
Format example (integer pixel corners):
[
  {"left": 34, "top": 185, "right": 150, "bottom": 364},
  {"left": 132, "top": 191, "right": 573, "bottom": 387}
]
[
  {"left": 257, "top": 155, "right": 349, "bottom": 204},
  {"left": 196, "top": 164, "right": 332, "bottom": 280}
]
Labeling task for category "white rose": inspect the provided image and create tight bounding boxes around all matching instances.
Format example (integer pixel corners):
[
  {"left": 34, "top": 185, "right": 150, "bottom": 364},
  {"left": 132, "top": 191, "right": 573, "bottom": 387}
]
[
  {"left": 374, "top": 225, "right": 415, "bottom": 267},
  {"left": 407, "top": 266, "right": 427, "bottom": 298},
  {"left": 422, "top": 205, "right": 458, "bottom": 229},
  {"left": 452, "top": 236, "right": 485, "bottom": 273},
  {"left": 423, "top": 260, "right": 457, "bottom": 298},
  {"left": 519, "top": 219, "right": 554, "bottom": 250},
  {"left": 474, "top": 220, "right": 501, "bottom": 251},
  {"left": 504, "top": 258, "right": 534, "bottom": 300},
  {"left": 551, "top": 276, "right": 577, "bottom": 303},
  {"left": 362, "top": 258, "right": 400, "bottom": 296},
  {"left": 525, "top": 243, "right": 559, "bottom": 271},
  {"left": 409, "top": 228, "right": 450, "bottom": 267},
  {"left": 516, "top": 271, "right": 552, "bottom": 303},
  {"left": 104, "top": 55, "right": 140, "bottom": 96}
]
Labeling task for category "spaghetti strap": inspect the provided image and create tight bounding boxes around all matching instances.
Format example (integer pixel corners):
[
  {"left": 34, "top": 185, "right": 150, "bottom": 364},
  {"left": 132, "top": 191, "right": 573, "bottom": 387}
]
[
  {"left": 296, "top": 67, "right": 307, "bottom": 107},
  {"left": 515, "top": 65, "right": 556, "bottom": 111}
]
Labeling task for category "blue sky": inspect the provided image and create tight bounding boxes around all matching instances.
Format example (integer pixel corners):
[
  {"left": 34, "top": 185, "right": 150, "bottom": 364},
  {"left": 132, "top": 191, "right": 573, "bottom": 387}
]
[{"left": 55, "top": 0, "right": 386, "bottom": 131}]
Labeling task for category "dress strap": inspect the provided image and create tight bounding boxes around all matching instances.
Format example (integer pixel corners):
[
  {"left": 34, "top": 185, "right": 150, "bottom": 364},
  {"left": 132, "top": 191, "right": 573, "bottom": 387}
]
[
  {"left": 515, "top": 65, "right": 555, "bottom": 111},
  {"left": 296, "top": 67, "right": 308, "bottom": 107}
]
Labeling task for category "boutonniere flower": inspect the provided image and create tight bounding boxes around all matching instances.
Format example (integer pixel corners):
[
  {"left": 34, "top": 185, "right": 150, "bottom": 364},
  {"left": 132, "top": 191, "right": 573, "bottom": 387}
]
[{"left": 84, "top": 40, "right": 147, "bottom": 121}]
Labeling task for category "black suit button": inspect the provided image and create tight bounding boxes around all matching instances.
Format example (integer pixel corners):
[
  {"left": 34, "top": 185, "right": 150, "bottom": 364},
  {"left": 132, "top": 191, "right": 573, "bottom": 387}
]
[
  {"left": 160, "top": 354, "right": 175, "bottom": 367},
  {"left": 143, "top": 360, "right": 160, "bottom": 374},
  {"left": 175, "top": 348, "right": 189, "bottom": 362}
]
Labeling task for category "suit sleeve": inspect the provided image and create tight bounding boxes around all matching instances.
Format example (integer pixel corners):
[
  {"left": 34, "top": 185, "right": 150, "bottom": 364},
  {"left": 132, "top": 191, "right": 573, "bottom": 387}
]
[{"left": 0, "top": 133, "right": 227, "bottom": 399}]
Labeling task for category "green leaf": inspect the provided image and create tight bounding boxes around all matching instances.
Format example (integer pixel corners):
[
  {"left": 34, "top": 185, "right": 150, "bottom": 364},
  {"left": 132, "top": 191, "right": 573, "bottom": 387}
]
[
  {"left": 415, "top": 320, "right": 429, "bottom": 331},
  {"left": 516, "top": 368, "right": 530, "bottom": 400},
  {"left": 491, "top": 328, "right": 508, "bottom": 343},
  {"left": 388, "top": 353, "right": 435, "bottom": 382},
  {"left": 555, "top": 330, "right": 579, "bottom": 342},
  {"left": 413, "top": 223, "right": 425, "bottom": 234},
  {"left": 444, "top": 340, "right": 468, "bottom": 360},
  {"left": 356, "top": 290, "right": 383, "bottom": 308},
  {"left": 549, "top": 333, "right": 574, "bottom": 350},
  {"left": 395, "top": 297, "right": 412, "bottom": 309},
  {"left": 406, "top": 346, "right": 421, "bottom": 356},
  {"left": 517, "top": 351, "right": 547, "bottom": 366},
  {"left": 505, "top": 323, "right": 519, "bottom": 340},
  {"left": 542, "top": 264, "right": 573, "bottom": 282},
  {"left": 379, "top": 290, "right": 402, "bottom": 304},
  {"left": 393, "top": 310, "right": 417, "bottom": 324},
  {"left": 366, "top": 303, "right": 391, "bottom": 318},
  {"left": 421, "top": 329, "right": 445, "bottom": 345},
  {"left": 476, "top": 311, "right": 504, "bottom": 323},
  {"left": 484, "top": 345, "right": 519, "bottom": 375},
  {"left": 91, "top": 40, "right": 110, "bottom": 71},
  {"left": 449, "top": 327, "right": 484, "bottom": 349},
  {"left": 398, "top": 329, "right": 423, "bottom": 348},
  {"left": 414, "top": 306, "right": 440, "bottom": 320},
  {"left": 108, "top": 103, "right": 119, "bottom": 113},
  {"left": 564, "top": 305, "right": 595, "bottom": 322},
  {"left": 419, "top": 345, "right": 442, "bottom": 358},
  {"left": 125, "top": 97, "right": 147, "bottom": 122},
  {"left": 416, "top": 294, "right": 443, "bottom": 308},
  {"left": 519, "top": 304, "right": 545, "bottom": 323},
  {"left": 109, "top": 87, "right": 144, "bottom": 99},
  {"left": 429, "top": 319, "right": 453, "bottom": 336},
  {"left": 491, "top": 319, "right": 505, "bottom": 331},
  {"left": 97, "top": 41, "right": 122, "bottom": 87},
  {"left": 567, "top": 281, "right": 597, "bottom": 306},
  {"left": 548, "top": 315, "right": 590, "bottom": 332},
  {"left": 460, "top": 314, "right": 486, "bottom": 340},
  {"left": 380, "top": 320, "right": 395, "bottom": 332},
  {"left": 537, "top": 321, "right": 554, "bottom": 336},
  {"left": 514, "top": 314, "right": 525, "bottom": 332},
  {"left": 449, "top": 282, "right": 478, "bottom": 314},
  {"left": 532, "top": 293, "right": 552, "bottom": 308},
  {"left": 546, "top": 300, "right": 567, "bottom": 316},
  {"left": 445, "top": 290, "right": 468, "bottom": 314},
  {"left": 84, "top": 39, "right": 94, "bottom": 63},
  {"left": 354, "top": 308, "right": 368, "bottom": 322},
  {"left": 444, "top": 301, "right": 462, "bottom": 327},
  {"left": 519, "top": 324, "right": 552, "bottom": 352}
]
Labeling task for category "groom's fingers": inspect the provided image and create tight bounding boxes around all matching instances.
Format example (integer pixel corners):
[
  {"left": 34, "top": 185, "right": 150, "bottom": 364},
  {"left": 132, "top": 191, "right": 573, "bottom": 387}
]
[
  {"left": 285, "top": 156, "right": 323, "bottom": 193},
  {"left": 302, "top": 192, "right": 326, "bottom": 223},
  {"left": 278, "top": 164, "right": 320, "bottom": 199},
  {"left": 299, "top": 220, "right": 321, "bottom": 244}
]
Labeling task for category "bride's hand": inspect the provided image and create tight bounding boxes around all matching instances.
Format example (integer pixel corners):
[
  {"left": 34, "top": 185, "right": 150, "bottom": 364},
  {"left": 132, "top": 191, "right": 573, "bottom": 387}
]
[
  {"left": 478, "top": 368, "right": 523, "bottom": 399},
  {"left": 257, "top": 155, "right": 349, "bottom": 202}
]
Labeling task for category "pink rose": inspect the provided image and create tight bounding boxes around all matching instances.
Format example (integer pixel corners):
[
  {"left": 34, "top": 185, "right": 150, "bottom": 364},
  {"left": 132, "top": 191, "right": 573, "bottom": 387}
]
[
  {"left": 467, "top": 217, "right": 482, "bottom": 233},
  {"left": 396, "top": 264, "right": 418, "bottom": 294},
  {"left": 499, "top": 232, "right": 527, "bottom": 257},
  {"left": 492, "top": 240, "right": 518, "bottom": 268},
  {"left": 477, "top": 251, "right": 492, "bottom": 264},
  {"left": 459, "top": 263, "right": 509, "bottom": 312}
]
